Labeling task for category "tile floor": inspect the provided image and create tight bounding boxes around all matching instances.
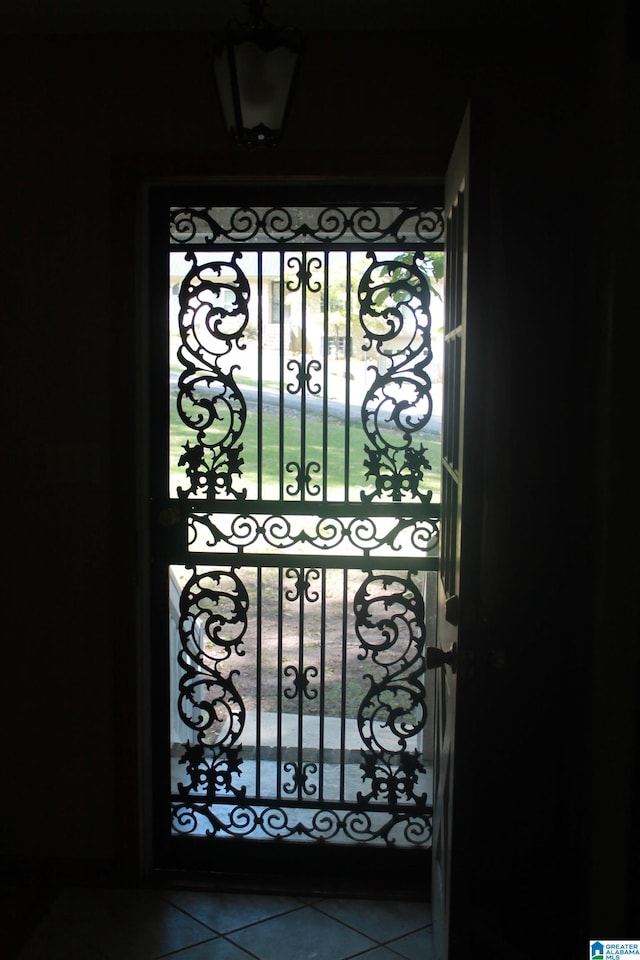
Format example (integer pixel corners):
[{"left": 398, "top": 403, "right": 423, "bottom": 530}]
[{"left": 10, "top": 886, "right": 434, "bottom": 960}]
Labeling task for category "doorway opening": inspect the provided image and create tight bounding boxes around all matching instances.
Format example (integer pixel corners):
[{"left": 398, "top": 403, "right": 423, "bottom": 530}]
[{"left": 145, "top": 186, "right": 444, "bottom": 886}]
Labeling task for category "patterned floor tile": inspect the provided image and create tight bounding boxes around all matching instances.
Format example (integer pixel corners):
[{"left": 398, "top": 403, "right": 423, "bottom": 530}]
[
  {"left": 158, "top": 938, "right": 257, "bottom": 960},
  {"left": 17, "top": 888, "right": 217, "bottom": 960},
  {"left": 13, "top": 886, "right": 434, "bottom": 960},
  {"left": 312, "top": 898, "right": 431, "bottom": 943},
  {"left": 227, "top": 904, "right": 376, "bottom": 960},
  {"left": 161, "top": 890, "right": 304, "bottom": 935},
  {"left": 385, "top": 927, "right": 435, "bottom": 960},
  {"left": 349, "top": 948, "right": 420, "bottom": 960}
]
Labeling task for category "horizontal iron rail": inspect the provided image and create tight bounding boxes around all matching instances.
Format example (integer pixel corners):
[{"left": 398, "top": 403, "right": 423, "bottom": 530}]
[
  {"left": 169, "top": 243, "right": 444, "bottom": 252},
  {"left": 171, "top": 796, "right": 434, "bottom": 815},
  {"left": 159, "top": 501, "right": 442, "bottom": 519},
  {"left": 176, "top": 553, "right": 440, "bottom": 570}
]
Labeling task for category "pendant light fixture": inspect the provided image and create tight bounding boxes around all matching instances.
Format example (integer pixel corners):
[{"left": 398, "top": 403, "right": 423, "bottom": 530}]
[{"left": 214, "top": 0, "right": 302, "bottom": 147}]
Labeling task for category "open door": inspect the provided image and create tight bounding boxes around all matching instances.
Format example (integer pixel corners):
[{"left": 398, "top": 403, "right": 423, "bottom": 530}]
[{"left": 430, "top": 102, "right": 490, "bottom": 959}]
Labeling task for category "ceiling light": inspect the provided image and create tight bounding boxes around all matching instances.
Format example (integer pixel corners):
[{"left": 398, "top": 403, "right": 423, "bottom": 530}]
[{"left": 214, "top": 0, "right": 302, "bottom": 148}]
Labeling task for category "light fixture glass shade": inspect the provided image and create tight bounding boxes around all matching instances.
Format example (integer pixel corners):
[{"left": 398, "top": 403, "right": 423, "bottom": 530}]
[{"left": 214, "top": 2, "right": 301, "bottom": 148}]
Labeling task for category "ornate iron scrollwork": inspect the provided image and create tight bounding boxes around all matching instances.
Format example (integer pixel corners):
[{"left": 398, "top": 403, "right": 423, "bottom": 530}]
[
  {"left": 178, "top": 741, "right": 245, "bottom": 802},
  {"left": 286, "top": 254, "right": 322, "bottom": 292},
  {"left": 176, "top": 569, "right": 248, "bottom": 799},
  {"left": 354, "top": 571, "right": 428, "bottom": 808},
  {"left": 285, "top": 460, "right": 322, "bottom": 498},
  {"left": 359, "top": 253, "right": 435, "bottom": 503},
  {"left": 171, "top": 800, "right": 431, "bottom": 844},
  {"left": 283, "top": 761, "right": 318, "bottom": 796},
  {"left": 176, "top": 253, "right": 249, "bottom": 500},
  {"left": 283, "top": 664, "right": 319, "bottom": 701},
  {"left": 358, "top": 750, "right": 427, "bottom": 807},
  {"left": 170, "top": 205, "right": 445, "bottom": 246},
  {"left": 286, "top": 358, "right": 322, "bottom": 396},
  {"left": 188, "top": 512, "right": 439, "bottom": 556},
  {"left": 284, "top": 566, "right": 320, "bottom": 602},
  {"left": 167, "top": 197, "right": 440, "bottom": 852}
]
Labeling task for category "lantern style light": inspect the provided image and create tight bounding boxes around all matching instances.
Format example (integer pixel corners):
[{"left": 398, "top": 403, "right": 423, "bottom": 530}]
[{"left": 214, "top": 0, "right": 302, "bottom": 148}]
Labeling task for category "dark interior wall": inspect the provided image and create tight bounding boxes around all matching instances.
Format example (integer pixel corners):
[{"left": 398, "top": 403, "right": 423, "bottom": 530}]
[
  {"left": 2, "top": 32, "right": 222, "bottom": 866},
  {"left": 0, "top": 27, "right": 471, "bottom": 869},
  {"left": 1, "top": 7, "right": 638, "bottom": 943}
]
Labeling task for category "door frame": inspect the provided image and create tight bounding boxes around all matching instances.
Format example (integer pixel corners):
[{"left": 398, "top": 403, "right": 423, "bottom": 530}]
[{"left": 134, "top": 176, "right": 446, "bottom": 896}]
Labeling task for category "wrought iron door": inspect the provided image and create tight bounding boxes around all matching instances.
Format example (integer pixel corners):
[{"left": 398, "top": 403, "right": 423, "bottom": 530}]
[{"left": 146, "top": 187, "right": 445, "bottom": 883}]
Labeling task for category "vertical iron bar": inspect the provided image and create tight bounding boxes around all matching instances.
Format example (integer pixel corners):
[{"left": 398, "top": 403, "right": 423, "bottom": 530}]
[
  {"left": 256, "top": 566, "right": 262, "bottom": 799},
  {"left": 257, "top": 251, "right": 263, "bottom": 500},
  {"left": 300, "top": 252, "right": 307, "bottom": 504},
  {"left": 319, "top": 566, "right": 326, "bottom": 803},
  {"left": 279, "top": 250, "right": 285, "bottom": 501},
  {"left": 339, "top": 566, "right": 348, "bottom": 802},
  {"left": 277, "top": 566, "right": 283, "bottom": 799},
  {"left": 297, "top": 567, "right": 305, "bottom": 801},
  {"left": 322, "top": 251, "right": 329, "bottom": 500},
  {"left": 344, "top": 252, "right": 352, "bottom": 501}
]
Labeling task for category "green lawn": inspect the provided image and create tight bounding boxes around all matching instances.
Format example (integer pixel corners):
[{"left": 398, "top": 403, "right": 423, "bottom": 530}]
[{"left": 170, "top": 402, "right": 441, "bottom": 502}]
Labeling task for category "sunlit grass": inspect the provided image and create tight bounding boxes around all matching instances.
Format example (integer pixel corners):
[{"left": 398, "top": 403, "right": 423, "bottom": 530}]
[{"left": 170, "top": 403, "right": 441, "bottom": 502}]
